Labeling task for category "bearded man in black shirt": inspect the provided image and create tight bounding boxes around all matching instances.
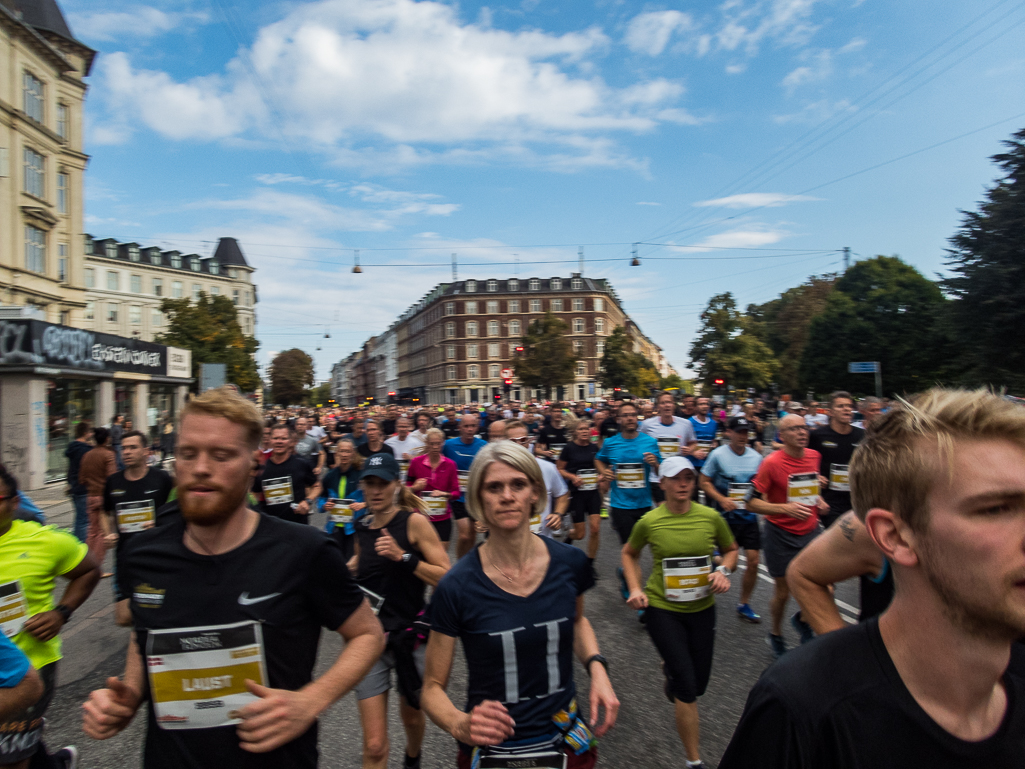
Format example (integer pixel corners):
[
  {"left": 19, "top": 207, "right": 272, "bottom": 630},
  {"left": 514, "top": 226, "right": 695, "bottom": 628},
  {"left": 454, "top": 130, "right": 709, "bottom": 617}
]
[
  {"left": 721, "top": 388, "right": 1025, "bottom": 769},
  {"left": 82, "top": 387, "right": 384, "bottom": 768}
]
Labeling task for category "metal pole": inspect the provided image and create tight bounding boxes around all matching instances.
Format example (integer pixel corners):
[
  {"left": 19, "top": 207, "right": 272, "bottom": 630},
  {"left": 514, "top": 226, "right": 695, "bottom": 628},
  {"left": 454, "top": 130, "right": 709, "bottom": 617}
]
[
  {"left": 843, "top": 246, "right": 850, "bottom": 272},
  {"left": 578, "top": 246, "right": 584, "bottom": 275},
  {"left": 874, "top": 363, "right": 882, "bottom": 398},
  {"left": 451, "top": 253, "right": 457, "bottom": 281}
]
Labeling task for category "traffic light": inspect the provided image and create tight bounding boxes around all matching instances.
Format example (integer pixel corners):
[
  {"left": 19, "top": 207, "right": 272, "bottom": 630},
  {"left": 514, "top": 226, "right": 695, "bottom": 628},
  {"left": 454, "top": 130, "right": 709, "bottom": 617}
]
[
  {"left": 503, "top": 378, "right": 512, "bottom": 394},
  {"left": 514, "top": 346, "right": 524, "bottom": 354},
  {"left": 493, "top": 391, "right": 502, "bottom": 402},
  {"left": 713, "top": 378, "right": 725, "bottom": 387}
]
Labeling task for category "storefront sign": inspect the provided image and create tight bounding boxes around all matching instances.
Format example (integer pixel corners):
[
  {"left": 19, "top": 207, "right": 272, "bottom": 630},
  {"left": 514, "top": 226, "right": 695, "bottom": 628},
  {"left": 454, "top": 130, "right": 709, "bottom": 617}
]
[
  {"left": 166, "top": 347, "right": 192, "bottom": 379},
  {"left": 0, "top": 320, "right": 187, "bottom": 378}
]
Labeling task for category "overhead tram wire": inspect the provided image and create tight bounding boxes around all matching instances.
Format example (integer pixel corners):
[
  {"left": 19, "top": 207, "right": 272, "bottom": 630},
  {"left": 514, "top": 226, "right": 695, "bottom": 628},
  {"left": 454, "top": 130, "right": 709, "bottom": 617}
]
[{"left": 640, "top": 0, "right": 1025, "bottom": 245}]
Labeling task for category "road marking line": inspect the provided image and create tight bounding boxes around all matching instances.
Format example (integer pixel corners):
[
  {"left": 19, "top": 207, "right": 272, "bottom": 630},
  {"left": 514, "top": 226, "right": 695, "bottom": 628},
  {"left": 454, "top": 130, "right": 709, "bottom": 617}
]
[{"left": 737, "top": 553, "right": 858, "bottom": 625}]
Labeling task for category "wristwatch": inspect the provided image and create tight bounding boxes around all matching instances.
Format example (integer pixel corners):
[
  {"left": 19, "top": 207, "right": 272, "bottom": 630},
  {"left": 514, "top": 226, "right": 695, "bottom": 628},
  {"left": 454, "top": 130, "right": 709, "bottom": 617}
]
[
  {"left": 585, "top": 654, "right": 609, "bottom": 677},
  {"left": 716, "top": 565, "right": 733, "bottom": 577},
  {"left": 54, "top": 604, "right": 73, "bottom": 623}
]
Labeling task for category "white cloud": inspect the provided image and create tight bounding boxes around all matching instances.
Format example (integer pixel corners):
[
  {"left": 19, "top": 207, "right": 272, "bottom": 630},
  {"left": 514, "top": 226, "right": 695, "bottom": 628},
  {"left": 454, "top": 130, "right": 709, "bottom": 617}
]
[
  {"left": 781, "top": 36, "right": 867, "bottom": 92},
  {"left": 671, "top": 227, "right": 789, "bottom": 251},
  {"left": 90, "top": 0, "right": 694, "bottom": 170},
  {"left": 725, "top": 63, "right": 747, "bottom": 74},
  {"left": 636, "top": 201, "right": 662, "bottom": 206},
  {"left": 624, "top": 10, "right": 695, "bottom": 56},
  {"left": 694, "top": 193, "right": 820, "bottom": 208},
  {"left": 68, "top": 6, "right": 208, "bottom": 42},
  {"left": 772, "top": 98, "right": 854, "bottom": 124}
]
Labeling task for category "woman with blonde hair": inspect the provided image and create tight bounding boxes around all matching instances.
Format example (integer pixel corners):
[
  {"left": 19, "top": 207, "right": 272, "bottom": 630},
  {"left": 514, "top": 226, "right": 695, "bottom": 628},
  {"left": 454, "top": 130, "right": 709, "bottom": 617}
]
[
  {"left": 406, "top": 428, "right": 460, "bottom": 549},
  {"left": 422, "top": 441, "right": 619, "bottom": 768}
]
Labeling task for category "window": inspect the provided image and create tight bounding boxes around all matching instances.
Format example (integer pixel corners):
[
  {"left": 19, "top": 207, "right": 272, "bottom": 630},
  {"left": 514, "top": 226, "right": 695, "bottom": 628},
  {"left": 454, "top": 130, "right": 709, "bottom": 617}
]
[
  {"left": 128, "top": 246, "right": 140, "bottom": 262},
  {"left": 243, "top": 291, "right": 250, "bottom": 306},
  {"left": 487, "top": 320, "right": 500, "bottom": 336},
  {"left": 151, "top": 309, "right": 162, "bottom": 327},
  {"left": 232, "top": 289, "right": 239, "bottom": 305},
  {"left": 468, "top": 364, "right": 479, "bottom": 379},
  {"left": 446, "top": 345, "right": 455, "bottom": 359},
  {"left": 487, "top": 279, "right": 498, "bottom": 292},
  {"left": 209, "top": 260, "right": 219, "bottom": 275},
  {"left": 594, "top": 298, "right": 604, "bottom": 311},
  {"left": 489, "top": 364, "right": 501, "bottom": 379},
  {"left": 243, "top": 317, "right": 251, "bottom": 334},
  {"left": 23, "top": 72, "right": 43, "bottom": 123},
  {"left": 465, "top": 279, "right": 477, "bottom": 292},
  {"left": 24, "top": 225, "right": 45, "bottom": 273},
  {"left": 129, "top": 305, "right": 141, "bottom": 325},
  {"left": 466, "top": 321, "right": 478, "bottom": 337},
  {"left": 58, "top": 244, "right": 67, "bottom": 282},
  {"left": 529, "top": 299, "right": 541, "bottom": 312},
  {"left": 23, "top": 148, "right": 44, "bottom": 197},
  {"left": 573, "top": 340, "right": 583, "bottom": 353},
  {"left": 465, "top": 301, "right": 478, "bottom": 314},
  {"left": 190, "top": 257, "right": 201, "bottom": 272},
  {"left": 192, "top": 284, "right": 202, "bottom": 301},
  {"left": 595, "top": 317, "right": 605, "bottom": 333},
  {"left": 149, "top": 248, "right": 162, "bottom": 265},
  {"left": 107, "top": 271, "right": 119, "bottom": 291},
  {"left": 210, "top": 286, "right": 219, "bottom": 296},
  {"left": 488, "top": 343, "right": 500, "bottom": 358},
  {"left": 170, "top": 253, "right": 182, "bottom": 269},
  {"left": 529, "top": 278, "right": 540, "bottom": 291},
  {"left": 596, "top": 340, "right": 605, "bottom": 355},
  {"left": 172, "top": 281, "right": 183, "bottom": 298},
  {"left": 467, "top": 344, "right": 478, "bottom": 358},
  {"left": 57, "top": 172, "right": 68, "bottom": 214},
  {"left": 84, "top": 268, "right": 95, "bottom": 288},
  {"left": 446, "top": 365, "right": 456, "bottom": 381},
  {"left": 152, "top": 278, "right": 163, "bottom": 296},
  {"left": 84, "top": 301, "right": 95, "bottom": 320},
  {"left": 551, "top": 299, "right": 563, "bottom": 312},
  {"left": 577, "top": 361, "right": 587, "bottom": 376},
  {"left": 551, "top": 278, "right": 562, "bottom": 290},
  {"left": 573, "top": 298, "right": 584, "bottom": 311},
  {"left": 130, "top": 274, "right": 142, "bottom": 293},
  {"left": 445, "top": 302, "right": 455, "bottom": 315},
  {"left": 509, "top": 320, "right": 521, "bottom": 336},
  {"left": 107, "top": 303, "right": 119, "bottom": 322},
  {"left": 56, "top": 104, "right": 68, "bottom": 139},
  {"left": 573, "top": 318, "right": 585, "bottom": 333},
  {"left": 445, "top": 322, "right": 455, "bottom": 338},
  {"left": 572, "top": 277, "right": 583, "bottom": 289},
  {"left": 508, "top": 279, "right": 519, "bottom": 291},
  {"left": 486, "top": 300, "right": 499, "bottom": 313}
]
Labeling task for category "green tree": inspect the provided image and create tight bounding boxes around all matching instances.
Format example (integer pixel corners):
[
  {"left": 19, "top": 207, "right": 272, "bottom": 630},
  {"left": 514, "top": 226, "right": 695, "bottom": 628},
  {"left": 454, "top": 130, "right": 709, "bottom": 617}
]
[
  {"left": 942, "top": 128, "right": 1025, "bottom": 390},
  {"left": 800, "top": 256, "right": 950, "bottom": 395},
  {"left": 659, "top": 373, "right": 685, "bottom": 391},
  {"left": 156, "top": 293, "right": 260, "bottom": 393},
  {"left": 309, "top": 382, "right": 332, "bottom": 406},
  {"left": 598, "top": 326, "right": 637, "bottom": 393},
  {"left": 512, "top": 312, "right": 578, "bottom": 399},
  {"left": 688, "top": 293, "right": 778, "bottom": 390},
  {"left": 270, "top": 349, "right": 314, "bottom": 406}
]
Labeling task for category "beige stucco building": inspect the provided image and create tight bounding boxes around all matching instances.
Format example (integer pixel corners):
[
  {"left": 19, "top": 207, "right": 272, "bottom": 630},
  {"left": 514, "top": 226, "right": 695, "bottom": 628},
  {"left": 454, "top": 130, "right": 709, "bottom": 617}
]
[{"left": 0, "top": 0, "right": 93, "bottom": 324}]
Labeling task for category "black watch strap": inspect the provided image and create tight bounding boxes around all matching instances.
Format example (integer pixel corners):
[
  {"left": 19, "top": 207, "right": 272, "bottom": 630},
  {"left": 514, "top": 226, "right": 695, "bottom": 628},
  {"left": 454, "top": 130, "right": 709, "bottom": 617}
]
[
  {"left": 54, "top": 604, "right": 73, "bottom": 623},
  {"left": 585, "top": 654, "right": 608, "bottom": 676}
]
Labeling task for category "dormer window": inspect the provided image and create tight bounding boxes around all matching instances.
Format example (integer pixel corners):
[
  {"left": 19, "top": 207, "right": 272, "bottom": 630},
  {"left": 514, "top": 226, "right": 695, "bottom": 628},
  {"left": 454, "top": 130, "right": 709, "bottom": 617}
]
[
  {"left": 149, "top": 248, "right": 162, "bottom": 265},
  {"left": 486, "top": 279, "right": 498, "bottom": 292},
  {"left": 508, "top": 279, "right": 519, "bottom": 291},
  {"left": 529, "top": 278, "right": 540, "bottom": 291},
  {"left": 465, "top": 280, "right": 477, "bottom": 293},
  {"left": 105, "top": 242, "right": 118, "bottom": 259},
  {"left": 170, "top": 252, "right": 182, "bottom": 269},
  {"left": 128, "top": 246, "right": 140, "bottom": 262},
  {"left": 190, "top": 257, "right": 201, "bottom": 272},
  {"left": 209, "top": 260, "right": 220, "bottom": 275},
  {"left": 571, "top": 277, "right": 583, "bottom": 289},
  {"left": 551, "top": 278, "right": 562, "bottom": 290}
]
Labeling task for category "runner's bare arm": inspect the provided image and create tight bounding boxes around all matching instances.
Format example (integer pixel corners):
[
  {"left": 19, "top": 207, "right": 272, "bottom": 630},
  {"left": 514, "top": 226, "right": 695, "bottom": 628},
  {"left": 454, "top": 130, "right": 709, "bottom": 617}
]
[
  {"left": 236, "top": 600, "right": 385, "bottom": 753},
  {"left": 0, "top": 666, "right": 42, "bottom": 721},
  {"left": 407, "top": 513, "right": 452, "bottom": 587},
  {"left": 748, "top": 492, "right": 813, "bottom": 520},
  {"left": 787, "top": 511, "right": 885, "bottom": 635},
  {"left": 699, "top": 473, "right": 733, "bottom": 510},
  {"left": 24, "top": 552, "right": 100, "bottom": 642},
  {"left": 620, "top": 542, "right": 648, "bottom": 610},
  {"left": 555, "top": 459, "right": 578, "bottom": 485},
  {"left": 82, "top": 631, "right": 147, "bottom": 739},
  {"left": 572, "top": 596, "right": 619, "bottom": 737},
  {"left": 593, "top": 459, "right": 614, "bottom": 482}
]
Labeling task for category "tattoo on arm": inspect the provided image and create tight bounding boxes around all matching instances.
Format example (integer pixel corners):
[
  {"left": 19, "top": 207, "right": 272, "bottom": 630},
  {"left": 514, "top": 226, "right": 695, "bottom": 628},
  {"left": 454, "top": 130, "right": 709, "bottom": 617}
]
[{"left": 839, "top": 513, "right": 857, "bottom": 542}]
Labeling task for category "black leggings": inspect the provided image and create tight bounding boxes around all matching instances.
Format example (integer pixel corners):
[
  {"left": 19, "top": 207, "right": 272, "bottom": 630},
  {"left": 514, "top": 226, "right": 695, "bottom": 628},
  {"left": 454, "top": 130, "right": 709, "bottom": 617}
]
[{"left": 645, "top": 604, "right": 716, "bottom": 703}]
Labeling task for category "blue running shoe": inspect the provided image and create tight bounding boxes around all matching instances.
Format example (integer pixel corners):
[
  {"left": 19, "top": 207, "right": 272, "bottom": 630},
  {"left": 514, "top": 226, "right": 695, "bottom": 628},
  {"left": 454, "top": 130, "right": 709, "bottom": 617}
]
[
  {"left": 767, "top": 633, "right": 787, "bottom": 660},
  {"left": 737, "top": 603, "right": 761, "bottom": 623},
  {"left": 616, "top": 566, "right": 629, "bottom": 601},
  {"left": 791, "top": 611, "right": 815, "bottom": 644}
]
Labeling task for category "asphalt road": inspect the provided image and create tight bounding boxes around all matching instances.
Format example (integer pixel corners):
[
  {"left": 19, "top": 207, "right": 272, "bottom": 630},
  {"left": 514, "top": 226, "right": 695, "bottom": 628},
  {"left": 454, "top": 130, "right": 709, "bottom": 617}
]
[{"left": 36, "top": 500, "right": 860, "bottom": 769}]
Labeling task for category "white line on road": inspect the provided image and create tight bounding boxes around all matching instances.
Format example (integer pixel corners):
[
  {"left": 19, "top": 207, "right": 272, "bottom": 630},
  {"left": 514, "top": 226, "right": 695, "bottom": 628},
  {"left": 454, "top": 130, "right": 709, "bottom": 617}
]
[{"left": 737, "top": 553, "right": 857, "bottom": 624}]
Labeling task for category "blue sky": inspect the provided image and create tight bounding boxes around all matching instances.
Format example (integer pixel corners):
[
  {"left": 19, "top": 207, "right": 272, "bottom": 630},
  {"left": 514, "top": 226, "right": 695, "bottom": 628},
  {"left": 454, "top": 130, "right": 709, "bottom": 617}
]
[{"left": 64, "top": 0, "right": 1025, "bottom": 380}]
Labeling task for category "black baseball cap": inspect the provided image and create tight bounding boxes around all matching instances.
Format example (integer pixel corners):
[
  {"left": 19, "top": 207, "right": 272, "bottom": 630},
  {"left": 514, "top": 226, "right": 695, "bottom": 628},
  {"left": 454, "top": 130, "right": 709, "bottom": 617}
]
[
  {"left": 359, "top": 453, "right": 400, "bottom": 482},
  {"left": 727, "top": 416, "right": 751, "bottom": 432}
]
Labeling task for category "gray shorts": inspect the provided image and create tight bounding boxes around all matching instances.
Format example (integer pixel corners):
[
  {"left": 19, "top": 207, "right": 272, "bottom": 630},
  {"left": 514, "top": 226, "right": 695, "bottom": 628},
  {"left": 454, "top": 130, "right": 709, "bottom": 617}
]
[
  {"left": 354, "top": 644, "right": 426, "bottom": 701},
  {"left": 762, "top": 521, "right": 820, "bottom": 578}
]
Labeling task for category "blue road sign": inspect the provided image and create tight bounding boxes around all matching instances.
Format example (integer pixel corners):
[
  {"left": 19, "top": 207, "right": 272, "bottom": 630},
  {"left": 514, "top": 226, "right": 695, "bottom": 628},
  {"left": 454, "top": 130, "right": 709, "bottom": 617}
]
[{"left": 848, "top": 361, "right": 880, "bottom": 374}]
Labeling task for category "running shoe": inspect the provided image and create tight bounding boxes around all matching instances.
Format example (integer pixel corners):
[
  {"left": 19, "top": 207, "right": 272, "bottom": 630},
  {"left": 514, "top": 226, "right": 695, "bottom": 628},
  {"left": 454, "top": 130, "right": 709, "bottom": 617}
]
[
  {"left": 403, "top": 752, "right": 421, "bottom": 769},
  {"left": 53, "top": 746, "right": 78, "bottom": 769},
  {"left": 599, "top": 508, "right": 609, "bottom": 519},
  {"left": 637, "top": 608, "right": 647, "bottom": 624},
  {"left": 616, "top": 566, "right": 629, "bottom": 601},
  {"left": 736, "top": 603, "right": 761, "bottom": 623},
  {"left": 791, "top": 611, "right": 815, "bottom": 644},
  {"left": 767, "top": 633, "right": 787, "bottom": 660}
]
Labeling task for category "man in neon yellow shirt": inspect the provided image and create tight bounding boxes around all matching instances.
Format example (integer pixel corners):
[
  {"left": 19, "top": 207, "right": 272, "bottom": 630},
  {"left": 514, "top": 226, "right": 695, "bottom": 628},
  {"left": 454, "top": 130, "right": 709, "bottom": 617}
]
[{"left": 0, "top": 466, "right": 100, "bottom": 767}]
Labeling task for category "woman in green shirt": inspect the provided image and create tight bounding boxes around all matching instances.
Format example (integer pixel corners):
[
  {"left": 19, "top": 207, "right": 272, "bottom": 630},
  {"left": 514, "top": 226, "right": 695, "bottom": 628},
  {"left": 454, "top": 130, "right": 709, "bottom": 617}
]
[{"left": 621, "top": 456, "right": 738, "bottom": 769}]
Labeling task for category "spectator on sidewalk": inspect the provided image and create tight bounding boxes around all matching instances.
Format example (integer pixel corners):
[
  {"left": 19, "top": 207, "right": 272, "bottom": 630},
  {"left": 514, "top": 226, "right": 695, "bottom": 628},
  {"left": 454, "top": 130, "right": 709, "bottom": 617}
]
[
  {"left": 110, "top": 415, "right": 125, "bottom": 471},
  {"left": 64, "top": 421, "right": 93, "bottom": 542},
  {"left": 79, "top": 427, "right": 117, "bottom": 575}
]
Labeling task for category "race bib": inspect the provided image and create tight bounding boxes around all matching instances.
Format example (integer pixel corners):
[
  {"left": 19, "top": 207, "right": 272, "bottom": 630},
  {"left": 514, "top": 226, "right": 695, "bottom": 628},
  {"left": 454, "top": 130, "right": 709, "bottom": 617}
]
[
  {"left": 548, "top": 442, "right": 566, "bottom": 458},
  {"left": 359, "top": 586, "right": 385, "bottom": 616},
  {"left": 262, "top": 477, "right": 294, "bottom": 506},
  {"left": 615, "top": 463, "right": 645, "bottom": 489},
  {"left": 420, "top": 494, "right": 449, "bottom": 520},
  {"left": 728, "top": 482, "right": 753, "bottom": 510},
  {"left": 116, "top": 500, "right": 155, "bottom": 533},
  {"left": 327, "top": 498, "right": 355, "bottom": 526},
  {"left": 697, "top": 441, "right": 714, "bottom": 454},
  {"left": 478, "top": 751, "right": 567, "bottom": 768},
  {"left": 577, "top": 469, "right": 597, "bottom": 492},
  {"left": 0, "top": 581, "right": 28, "bottom": 639},
  {"left": 530, "top": 511, "right": 543, "bottom": 534},
  {"left": 829, "top": 463, "right": 850, "bottom": 492},
  {"left": 663, "top": 556, "right": 711, "bottom": 602},
  {"left": 457, "top": 470, "right": 469, "bottom": 494},
  {"left": 787, "top": 472, "right": 819, "bottom": 506},
  {"left": 147, "top": 621, "right": 267, "bottom": 730},
  {"left": 398, "top": 459, "right": 410, "bottom": 482},
  {"left": 656, "top": 437, "right": 680, "bottom": 457}
]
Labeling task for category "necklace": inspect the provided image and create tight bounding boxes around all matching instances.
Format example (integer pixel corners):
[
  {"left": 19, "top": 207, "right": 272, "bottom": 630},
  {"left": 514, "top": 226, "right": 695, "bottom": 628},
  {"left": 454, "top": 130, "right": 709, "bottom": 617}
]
[{"left": 484, "top": 541, "right": 522, "bottom": 584}]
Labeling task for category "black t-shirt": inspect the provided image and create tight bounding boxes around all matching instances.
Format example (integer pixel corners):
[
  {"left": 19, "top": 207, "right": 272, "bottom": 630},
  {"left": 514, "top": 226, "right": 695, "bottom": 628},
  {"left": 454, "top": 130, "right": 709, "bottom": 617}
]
[
  {"left": 103, "top": 468, "right": 175, "bottom": 551},
  {"left": 119, "top": 515, "right": 365, "bottom": 769},
  {"left": 599, "top": 420, "right": 619, "bottom": 440},
  {"left": 807, "top": 424, "right": 865, "bottom": 515},
  {"left": 559, "top": 441, "right": 598, "bottom": 476},
  {"left": 440, "top": 420, "right": 460, "bottom": 439},
  {"left": 357, "top": 442, "right": 394, "bottom": 459},
  {"left": 536, "top": 426, "right": 567, "bottom": 459},
  {"left": 355, "top": 510, "right": 425, "bottom": 632},
  {"left": 381, "top": 419, "right": 396, "bottom": 437},
  {"left": 720, "top": 619, "right": 1025, "bottom": 769},
  {"left": 252, "top": 454, "right": 317, "bottom": 525}
]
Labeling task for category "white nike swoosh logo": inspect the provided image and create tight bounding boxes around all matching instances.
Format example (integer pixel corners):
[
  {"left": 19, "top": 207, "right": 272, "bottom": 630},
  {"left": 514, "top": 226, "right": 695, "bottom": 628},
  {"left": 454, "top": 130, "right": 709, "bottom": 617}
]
[{"left": 238, "top": 592, "right": 281, "bottom": 606}]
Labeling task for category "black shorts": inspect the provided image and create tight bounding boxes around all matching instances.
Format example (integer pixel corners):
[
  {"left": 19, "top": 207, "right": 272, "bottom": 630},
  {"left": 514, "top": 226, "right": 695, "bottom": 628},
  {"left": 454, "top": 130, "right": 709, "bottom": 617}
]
[
  {"left": 645, "top": 605, "right": 716, "bottom": 703},
  {"left": 569, "top": 490, "right": 602, "bottom": 523},
  {"left": 610, "top": 507, "right": 649, "bottom": 545},
  {"left": 450, "top": 499, "right": 469, "bottom": 520},
  {"left": 763, "top": 522, "right": 820, "bottom": 578},
  {"left": 0, "top": 662, "right": 56, "bottom": 764},
  {"left": 431, "top": 517, "right": 453, "bottom": 543},
  {"left": 727, "top": 518, "right": 762, "bottom": 551},
  {"left": 651, "top": 484, "right": 666, "bottom": 505}
]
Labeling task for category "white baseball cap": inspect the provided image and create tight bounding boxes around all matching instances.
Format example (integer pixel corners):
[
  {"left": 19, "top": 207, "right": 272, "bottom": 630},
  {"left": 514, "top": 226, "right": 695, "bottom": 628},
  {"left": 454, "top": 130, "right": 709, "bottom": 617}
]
[{"left": 658, "top": 456, "right": 696, "bottom": 481}]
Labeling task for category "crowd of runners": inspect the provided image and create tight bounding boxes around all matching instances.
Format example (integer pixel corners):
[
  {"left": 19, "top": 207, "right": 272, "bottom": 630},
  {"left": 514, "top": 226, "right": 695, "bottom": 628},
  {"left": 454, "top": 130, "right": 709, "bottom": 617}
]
[{"left": 0, "top": 386, "right": 1022, "bottom": 768}]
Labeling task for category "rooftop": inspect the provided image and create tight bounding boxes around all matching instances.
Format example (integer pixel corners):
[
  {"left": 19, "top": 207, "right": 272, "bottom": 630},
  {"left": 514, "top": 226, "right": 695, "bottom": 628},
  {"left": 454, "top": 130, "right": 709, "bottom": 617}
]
[{"left": 85, "top": 235, "right": 253, "bottom": 276}]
